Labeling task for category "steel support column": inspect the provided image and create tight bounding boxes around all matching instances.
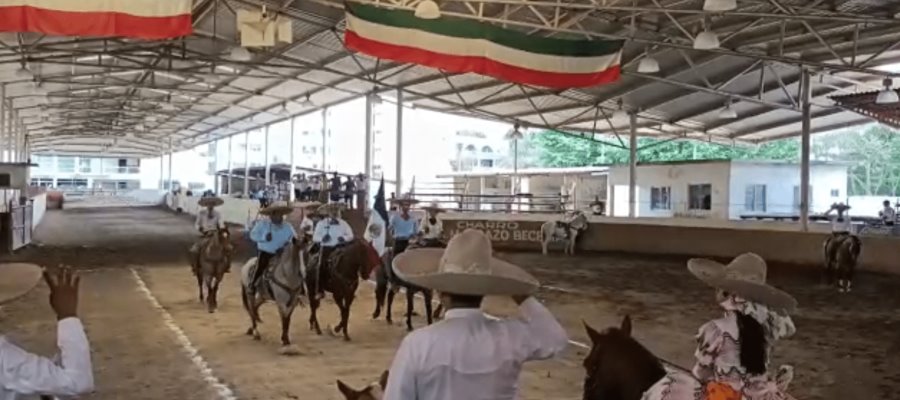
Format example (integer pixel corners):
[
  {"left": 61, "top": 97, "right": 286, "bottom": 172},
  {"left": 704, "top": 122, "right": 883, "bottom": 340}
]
[
  {"left": 800, "top": 69, "right": 812, "bottom": 231},
  {"left": 167, "top": 138, "right": 173, "bottom": 191},
  {"left": 12, "top": 111, "right": 19, "bottom": 162},
  {"left": 364, "top": 95, "right": 374, "bottom": 181},
  {"left": 264, "top": 125, "right": 270, "bottom": 187},
  {"left": 213, "top": 141, "right": 219, "bottom": 194},
  {"left": 159, "top": 154, "right": 164, "bottom": 190},
  {"left": 395, "top": 89, "right": 403, "bottom": 193},
  {"left": 226, "top": 136, "right": 233, "bottom": 194},
  {"left": 243, "top": 131, "right": 250, "bottom": 196},
  {"left": 321, "top": 108, "right": 327, "bottom": 171},
  {"left": 289, "top": 117, "right": 296, "bottom": 201},
  {"left": 0, "top": 85, "right": 5, "bottom": 163},
  {"left": 628, "top": 112, "right": 638, "bottom": 218}
]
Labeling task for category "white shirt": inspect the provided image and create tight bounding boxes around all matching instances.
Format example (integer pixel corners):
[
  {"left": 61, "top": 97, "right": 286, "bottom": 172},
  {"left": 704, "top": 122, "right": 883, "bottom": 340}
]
[
  {"left": 299, "top": 217, "right": 316, "bottom": 235},
  {"left": 312, "top": 218, "right": 354, "bottom": 247},
  {"left": 195, "top": 209, "right": 223, "bottom": 233},
  {"left": 384, "top": 298, "right": 569, "bottom": 400},
  {"left": 0, "top": 318, "right": 94, "bottom": 400},
  {"left": 419, "top": 216, "right": 443, "bottom": 240},
  {"left": 882, "top": 206, "right": 896, "bottom": 222}
]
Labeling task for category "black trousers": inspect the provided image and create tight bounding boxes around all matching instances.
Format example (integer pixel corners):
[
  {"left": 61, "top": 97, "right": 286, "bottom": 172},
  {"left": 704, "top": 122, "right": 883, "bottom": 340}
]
[
  {"left": 253, "top": 250, "right": 276, "bottom": 284},
  {"left": 394, "top": 239, "right": 410, "bottom": 255},
  {"left": 419, "top": 238, "right": 443, "bottom": 248}
]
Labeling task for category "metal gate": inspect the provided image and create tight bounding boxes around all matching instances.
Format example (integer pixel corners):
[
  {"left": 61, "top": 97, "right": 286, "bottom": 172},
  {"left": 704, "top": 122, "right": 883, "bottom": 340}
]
[{"left": 9, "top": 202, "right": 33, "bottom": 252}]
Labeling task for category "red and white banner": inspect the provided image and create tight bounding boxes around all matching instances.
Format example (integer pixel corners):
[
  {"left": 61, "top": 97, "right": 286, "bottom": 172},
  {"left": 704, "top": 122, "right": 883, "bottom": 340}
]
[{"left": 0, "top": 0, "right": 192, "bottom": 40}]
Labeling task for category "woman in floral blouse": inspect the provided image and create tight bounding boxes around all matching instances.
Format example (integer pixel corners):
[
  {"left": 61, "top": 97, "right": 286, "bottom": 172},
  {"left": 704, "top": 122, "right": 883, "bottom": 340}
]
[{"left": 642, "top": 253, "right": 798, "bottom": 400}]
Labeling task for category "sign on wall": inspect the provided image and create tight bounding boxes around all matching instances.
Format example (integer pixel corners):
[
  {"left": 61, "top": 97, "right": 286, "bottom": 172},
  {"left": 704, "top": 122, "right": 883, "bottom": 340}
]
[{"left": 445, "top": 220, "right": 544, "bottom": 243}]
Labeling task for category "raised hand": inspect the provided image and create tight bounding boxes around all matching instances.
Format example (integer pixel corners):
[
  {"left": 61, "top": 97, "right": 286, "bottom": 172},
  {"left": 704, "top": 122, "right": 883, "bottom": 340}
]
[{"left": 43, "top": 266, "right": 81, "bottom": 320}]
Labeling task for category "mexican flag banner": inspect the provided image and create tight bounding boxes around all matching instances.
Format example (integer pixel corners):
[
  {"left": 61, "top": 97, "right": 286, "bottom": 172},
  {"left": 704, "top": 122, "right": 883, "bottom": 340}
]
[
  {"left": 0, "top": 0, "right": 192, "bottom": 40},
  {"left": 344, "top": 2, "right": 624, "bottom": 89}
]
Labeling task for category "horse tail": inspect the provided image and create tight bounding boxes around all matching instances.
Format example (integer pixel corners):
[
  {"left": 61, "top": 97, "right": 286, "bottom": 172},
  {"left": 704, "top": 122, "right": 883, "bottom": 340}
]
[{"left": 241, "top": 285, "right": 250, "bottom": 313}]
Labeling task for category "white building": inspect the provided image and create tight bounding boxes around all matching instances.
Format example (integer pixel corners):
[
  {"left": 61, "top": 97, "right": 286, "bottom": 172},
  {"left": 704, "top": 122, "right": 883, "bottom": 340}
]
[
  {"left": 607, "top": 160, "right": 848, "bottom": 219},
  {"left": 30, "top": 155, "right": 142, "bottom": 191}
]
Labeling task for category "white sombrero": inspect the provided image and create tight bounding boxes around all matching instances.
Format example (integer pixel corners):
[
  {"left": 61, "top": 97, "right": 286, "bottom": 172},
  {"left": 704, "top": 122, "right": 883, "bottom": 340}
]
[
  {"left": 197, "top": 197, "right": 224, "bottom": 207},
  {"left": 688, "top": 253, "right": 797, "bottom": 313},
  {"left": 393, "top": 229, "right": 539, "bottom": 296},
  {"left": 0, "top": 263, "right": 43, "bottom": 305},
  {"left": 294, "top": 201, "right": 323, "bottom": 210},
  {"left": 422, "top": 202, "right": 445, "bottom": 213}
]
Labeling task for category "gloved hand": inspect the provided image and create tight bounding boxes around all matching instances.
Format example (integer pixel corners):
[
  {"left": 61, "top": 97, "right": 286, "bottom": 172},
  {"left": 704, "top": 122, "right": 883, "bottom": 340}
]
[
  {"left": 337, "top": 236, "right": 346, "bottom": 243},
  {"left": 323, "top": 234, "right": 332, "bottom": 243},
  {"left": 265, "top": 233, "right": 273, "bottom": 241}
]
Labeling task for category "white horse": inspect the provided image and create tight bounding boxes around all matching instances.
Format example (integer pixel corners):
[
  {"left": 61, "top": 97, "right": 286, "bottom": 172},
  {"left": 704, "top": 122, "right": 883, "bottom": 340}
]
[
  {"left": 540, "top": 210, "right": 589, "bottom": 255},
  {"left": 240, "top": 238, "right": 309, "bottom": 353}
]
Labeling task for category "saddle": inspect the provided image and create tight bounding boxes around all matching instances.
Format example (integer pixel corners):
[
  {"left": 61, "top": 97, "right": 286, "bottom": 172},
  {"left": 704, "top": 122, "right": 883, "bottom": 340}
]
[{"left": 553, "top": 221, "right": 573, "bottom": 239}]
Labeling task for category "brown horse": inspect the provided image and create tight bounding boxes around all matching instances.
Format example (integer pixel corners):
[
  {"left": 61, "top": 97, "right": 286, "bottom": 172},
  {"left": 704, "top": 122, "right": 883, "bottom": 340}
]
[
  {"left": 582, "top": 316, "right": 666, "bottom": 400},
  {"left": 823, "top": 234, "right": 862, "bottom": 293},
  {"left": 306, "top": 238, "right": 378, "bottom": 341},
  {"left": 336, "top": 371, "right": 388, "bottom": 400},
  {"left": 195, "top": 228, "right": 232, "bottom": 313},
  {"left": 372, "top": 243, "right": 435, "bottom": 331}
]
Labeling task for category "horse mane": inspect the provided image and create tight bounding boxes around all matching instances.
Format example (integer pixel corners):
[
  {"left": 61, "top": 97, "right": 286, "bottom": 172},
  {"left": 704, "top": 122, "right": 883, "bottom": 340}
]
[{"left": 583, "top": 320, "right": 666, "bottom": 400}]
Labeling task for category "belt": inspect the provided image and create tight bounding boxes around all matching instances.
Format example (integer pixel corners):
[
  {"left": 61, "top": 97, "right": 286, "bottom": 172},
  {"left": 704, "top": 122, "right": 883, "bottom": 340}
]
[{"left": 395, "top": 237, "right": 411, "bottom": 241}]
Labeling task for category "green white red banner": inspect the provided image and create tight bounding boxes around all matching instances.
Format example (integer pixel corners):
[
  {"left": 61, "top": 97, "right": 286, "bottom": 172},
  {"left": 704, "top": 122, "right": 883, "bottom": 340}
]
[
  {"left": 344, "top": 2, "right": 624, "bottom": 89},
  {"left": 0, "top": 0, "right": 192, "bottom": 39}
]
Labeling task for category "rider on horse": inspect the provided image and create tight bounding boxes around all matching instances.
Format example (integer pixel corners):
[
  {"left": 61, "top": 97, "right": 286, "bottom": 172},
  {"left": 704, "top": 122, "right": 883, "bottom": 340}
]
[
  {"left": 191, "top": 196, "right": 227, "bottom": 275},
  {"left": 311, "top": 202, "right": 354, "bottom": 298},
  {"left": 417, "top": 202, "right": 444, "bottom": 248},
  {"left": 248, "top": 205, "right": 297, "bottom": 297},
  {"left": 642, "top": 253, "right": 797, "bottom": 400},
  {"left": 389, "top": 194, "right": 419, "bottom": 255},
  {"left": 297, "top": 201, "right": 323, "bottom": 241},
  {"left": 825, "top": 202, "right": 852, "bottom": 237}
]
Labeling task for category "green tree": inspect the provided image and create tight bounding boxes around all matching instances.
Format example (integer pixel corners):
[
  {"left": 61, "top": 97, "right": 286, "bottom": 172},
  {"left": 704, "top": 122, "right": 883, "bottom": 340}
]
[{"left": 812, "top": 124, "right": 900, "bottom": 196}]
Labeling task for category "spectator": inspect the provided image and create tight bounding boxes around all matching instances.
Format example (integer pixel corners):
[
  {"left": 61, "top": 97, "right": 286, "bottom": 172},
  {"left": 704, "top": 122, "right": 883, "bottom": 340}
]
[
  {"left": 343, "top": 176, "right": 356, "bottom": 207},
  {"left": 329, "top": 172, "right": 342, "bottom": 203}
]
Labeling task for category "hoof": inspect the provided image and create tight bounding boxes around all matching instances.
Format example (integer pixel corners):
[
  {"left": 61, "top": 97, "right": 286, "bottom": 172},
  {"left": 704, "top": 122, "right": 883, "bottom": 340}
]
[
  {"left": 245, "top": 328, "right": 254, "bottom": 336},
  {"left": 279, "top": 345, "right": 301, "bottom": 356},
  {"left": 253, "top": 333, "right": 261, "bottom": 341}
]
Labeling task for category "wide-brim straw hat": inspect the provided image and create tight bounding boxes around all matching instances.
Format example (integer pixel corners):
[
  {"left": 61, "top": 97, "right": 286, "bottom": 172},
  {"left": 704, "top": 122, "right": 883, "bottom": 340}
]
[
  {"left": 391, "top": 193, "right": 420, "bottom": 205},
  {"left": 393, "top": 229, "right": 539, "bottom": 296},
  {"left": 317, "top": 202, "right": 347, "bottom": 215},
  {"left": 294, "top": 201, "right": 322, "bottom": 209},
  {"left": 688, "top": 253, "right": 797, "bottom": 313},
  {"left": 422, "top": 202, "right": 445, "bottom": 212},
  {"left": 197, "top": 197, "right": 224, "bottom": 207},
  {"left": 259, "top": 205, "right": 294, "bottom": 217},
  {"left": 0, "top": 263, "right": 43, "bottom": 305}
]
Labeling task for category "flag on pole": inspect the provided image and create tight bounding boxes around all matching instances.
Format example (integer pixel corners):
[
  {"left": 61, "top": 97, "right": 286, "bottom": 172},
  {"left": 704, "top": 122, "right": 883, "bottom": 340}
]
[
  {"left": 364, "top": 178, "right": 390, "bottom": 257},
  {"left": 0, "top": 0, "right": 193, "bottom": 39},
  {"left": 344, "top": 2, "right": 624, "bottom": 89}
]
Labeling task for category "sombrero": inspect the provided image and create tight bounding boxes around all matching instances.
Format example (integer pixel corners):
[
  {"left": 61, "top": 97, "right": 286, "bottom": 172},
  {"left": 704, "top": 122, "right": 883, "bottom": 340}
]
[
  {"left": 422, "top": 202, "right": 445, "bottom": 213},
  {"left": 688, "top": 253, "right": 797, "bottom": 313},
  {"left": 294, "top": 201, "right": 322, "bottom": 209},
  {"left": 317, "top": 202, "right": 347, "bottom": 215},
  {"left": 391, "top": 193, "right": 419, "bottom": 205},
  {"left": 197, "top": 197, "right": 224, "bottom": 207},
  {"left": 259, "top": 204, "right": 294, "bottom": 217},
  {"left": 393, "top": 229, "right": 539, "bottom": 296},
  {"left": 0, "top": 263, "right": 43, "bottom": 305}
]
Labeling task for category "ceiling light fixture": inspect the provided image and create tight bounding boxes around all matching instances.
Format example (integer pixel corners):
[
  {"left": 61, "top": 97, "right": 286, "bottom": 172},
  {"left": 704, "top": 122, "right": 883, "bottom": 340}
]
[
  {"left": 718, "top": 99, "right": 738, "bottom": 119},
  {"left": 300, "top": 94, "right": 314, "bottom": 107},
  {"left": 694, "top": 30, "right": 720, "bottom": 50},
  {"left": 229, "top": 46, "right": 252, "bottom": 62},
  {"left": 876, "top": 78, "right": 899, "bottom": 105},
  {"left": 369, "top": 92, "right": 383, "bottom": 105},
  {"left": 506, "top": 122, "right": 524, "bottom": 140},
  {"left": 14, "top": 65, "right": 32, "bottom": 79},
  {"left": 279, "top": 102, "right": 289, "bottom": 115},
  {"left": 612, "top": 99, "right": 629, "bottom": 121},
  {"left": 637, "top": 55, "right": 660, "bottom": 74},
  {"left": 703, "top": 0, "right": 737, "bottom": 12},
  {"left": 415, "top": 0, "right": 441, "bottom": 19}
]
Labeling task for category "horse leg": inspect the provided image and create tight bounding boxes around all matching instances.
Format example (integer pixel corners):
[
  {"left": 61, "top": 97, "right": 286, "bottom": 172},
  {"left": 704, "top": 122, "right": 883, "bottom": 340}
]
[
  {"left": 278, "top": 303, "right": 293, "bottom": 346},
  {"left": 206, "top": 277, "right": 217, "bottom": 313},
  {"left": 424, "top": 290, "right": 434, "bottom": 326},
  {"left": 197, "top": 272, "right": 204, "bottom": 302},
  {"left": 372, "top": 274, "right": 387, "bottom": 319},
  {"left": 241, "top": 286, "right": 259, "bottom": 338},
  {"left": 542, "top": 237, "right": 548, "bottom": 255},
  {"left": 341, "top": 294, "right": 354, "bottom": 341},
  {"left": 405, "top": 289, "right": 415, "bottom": 332},
  {"left": 386, "top": 286, "right": 397, "bottom": 325}
]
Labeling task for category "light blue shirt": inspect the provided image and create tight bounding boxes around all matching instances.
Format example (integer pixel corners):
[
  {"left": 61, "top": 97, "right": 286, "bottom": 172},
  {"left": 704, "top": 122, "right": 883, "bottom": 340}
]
[
  {"left": 313, "top": 218, "right": 354, "bottom": 247},
  {"left": 249, "top": 219, "right": 297, "bottom": 254},
  {"left": 390, "top": 214, "right": 419, "bottom": 240}
]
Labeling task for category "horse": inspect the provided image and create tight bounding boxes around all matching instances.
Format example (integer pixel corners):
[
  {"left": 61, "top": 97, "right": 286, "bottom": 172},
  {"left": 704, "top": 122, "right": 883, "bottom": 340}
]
[
  {"left": 305, "top": 238, "right": 378, "bottom": 341},
  {"left": 195, "top": 228, "right": 232, "bottom": 313},
  {"left": 336, "top": 371, "right": 389, "bottom": 400},
  {"left": 823, "top": 233, "right": 862, "bottom": 293},
  {"left": 372, "top": 242, "right": 436, "bottom": 331},
  {"left": 541, "top": 210, "right": 589, "bottom": 255},
  {"left": 582, "top": 316, "right": 666, "bottom": 400},
  {"left": 240, "top": 238, "right": 308, "bottom": 351}
]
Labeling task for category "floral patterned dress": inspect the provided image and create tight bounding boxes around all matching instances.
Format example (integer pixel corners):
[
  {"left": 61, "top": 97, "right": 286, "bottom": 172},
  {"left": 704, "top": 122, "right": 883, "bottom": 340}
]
[{"left": 641, "top": 296, "right": 797, "bottom": 400}]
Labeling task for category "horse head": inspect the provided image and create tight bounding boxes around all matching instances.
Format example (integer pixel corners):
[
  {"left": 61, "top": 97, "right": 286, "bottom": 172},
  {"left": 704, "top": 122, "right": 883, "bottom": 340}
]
[
  {"left": 336, "top": 370, "right": 389, "bottom": 400},
  {"left": 582, "top": 316, "right": 665, "bottom": 400}
]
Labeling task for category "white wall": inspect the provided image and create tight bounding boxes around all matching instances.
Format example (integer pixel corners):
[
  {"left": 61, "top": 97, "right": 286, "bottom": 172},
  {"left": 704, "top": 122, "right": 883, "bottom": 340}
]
[
  {"left": 728, "top": 163, "right": 847, "bottom": 219},
  {"left": 31, "top": 193, "right": 46, "bottom": 228},
  {"left": 608, "top": 161, "right": 732, "bottom": 219}
]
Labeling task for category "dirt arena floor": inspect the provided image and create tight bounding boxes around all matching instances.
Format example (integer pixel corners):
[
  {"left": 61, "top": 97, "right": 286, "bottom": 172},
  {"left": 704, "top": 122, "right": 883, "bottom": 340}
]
[{"left": 2, "top": 206, "right": 899, "bottom": 400}]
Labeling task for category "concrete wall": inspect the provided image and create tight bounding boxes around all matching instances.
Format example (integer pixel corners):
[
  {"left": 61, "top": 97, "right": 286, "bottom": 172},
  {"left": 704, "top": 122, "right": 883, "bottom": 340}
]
[
  {"left": 728, "top": 163, "right": 847, "bottom": 219},
  {"left": 608, "top": 161, "right": 731, "bottom": 219}
]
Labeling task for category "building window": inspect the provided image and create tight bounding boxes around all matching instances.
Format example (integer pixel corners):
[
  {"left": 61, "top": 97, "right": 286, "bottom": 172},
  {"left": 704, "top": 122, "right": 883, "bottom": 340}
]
[
  {"left": 78, "top": 158, "right": 92, "bottom": 173},
  {"left": 793, "top": 185, "right": 813, "bottom": 212},
  {"left": 31, "top": 178, "right": 54, "bottom": 187},
  {"left": 688, "top": 184, "right": 712, "bottom": 210},
  {"left": 830, "top": 189, "right": 840, "bottom": 197},
  {"left": 57, "top": 157, "right": 75, "bottom": 173},
  {"left": 481, "top": 146, "right": 493, "bottom": 153},
  {"left": 650, "top": 186, "right": 671, "bottom": 210},
  {"left": 479, "top": 159, "right": 494, "bottom": 168},
  {"left": 745, "top": 184, "right": 767, "bottom": 212},
  {"left": 0, "top": 173, "right": 10, "bottom": 187}
]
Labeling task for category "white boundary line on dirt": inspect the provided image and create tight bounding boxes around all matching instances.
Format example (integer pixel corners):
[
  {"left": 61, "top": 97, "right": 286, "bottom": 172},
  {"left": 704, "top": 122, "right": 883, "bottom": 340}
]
[{"left": 130, "top": 268, "right": 238, "bottom": 400}]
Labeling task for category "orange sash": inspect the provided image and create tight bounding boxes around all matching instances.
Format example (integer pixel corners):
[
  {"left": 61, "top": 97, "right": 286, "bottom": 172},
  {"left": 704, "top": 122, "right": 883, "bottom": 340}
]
[{"left": 706, "top": 382, "right": 741, "bottom": 400}]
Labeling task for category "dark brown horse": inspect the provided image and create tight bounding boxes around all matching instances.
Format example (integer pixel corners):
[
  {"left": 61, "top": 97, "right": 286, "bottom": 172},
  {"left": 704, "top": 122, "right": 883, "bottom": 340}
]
[
  {"left": 582, "top": 316, "right": 666, "bottom": 400},
  {"left": 195, "top": 228, "right": 232, "bottom": 313},
  {"left": 306, "top": 238, "right": 378, "bottom": 341},
  {"left": 336, "top": 371, "right": 388, "bottom": 400},
  {"left": 823, "top": 234, "right": 862, "bottom": 293},
  {"left": 372, "top": 243, "right": 435, "bottom": 331}
]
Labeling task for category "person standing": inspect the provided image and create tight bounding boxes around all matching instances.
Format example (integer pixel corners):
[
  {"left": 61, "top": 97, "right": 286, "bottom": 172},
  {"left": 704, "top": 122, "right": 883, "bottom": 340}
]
[
  {"left": 389, "top": 194, "right": 419, "bottom": 255},
  {"left": 343, "top": 177, "right": 356, "bottom": 208},
  {"left": 880, "top": 200, "right": 896, "bottom": 226},
  {"left": 384, "top": 229, "right": 569, "bottom": 400},
  {"left": 0, "top": 264, "right": 95, "bottom": 399},
  {"left": 190, "top": 197, "right": 228, "bottom": 275},
  {"left": 329, "top": 173, "right": 342, "bottom": 204},
  {"left": 417, "top": 202, "right": 444, "bottom": 247}
]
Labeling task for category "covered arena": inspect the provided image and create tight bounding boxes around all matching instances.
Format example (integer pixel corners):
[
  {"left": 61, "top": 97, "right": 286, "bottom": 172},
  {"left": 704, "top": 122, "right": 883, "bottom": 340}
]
[{"left": 3, "top": 0, "right": 900, "bottom": 399}]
